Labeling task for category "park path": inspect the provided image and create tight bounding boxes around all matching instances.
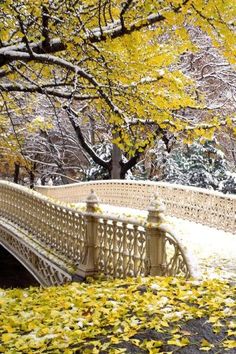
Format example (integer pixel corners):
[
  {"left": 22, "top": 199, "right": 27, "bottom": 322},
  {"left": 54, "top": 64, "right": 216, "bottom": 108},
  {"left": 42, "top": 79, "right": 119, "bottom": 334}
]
[{"left": 167, "top": 216, "right": 236, "bottom": 282}]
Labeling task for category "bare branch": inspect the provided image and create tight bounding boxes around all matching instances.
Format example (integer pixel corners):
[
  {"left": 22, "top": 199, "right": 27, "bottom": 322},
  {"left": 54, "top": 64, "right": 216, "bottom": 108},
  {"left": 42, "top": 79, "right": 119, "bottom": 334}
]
[
  {"left": 0, "top": 83, "right": 99, "bottom": 100},
  {"left": 65, "top": 106, "right": 110, "bottom": 170}
]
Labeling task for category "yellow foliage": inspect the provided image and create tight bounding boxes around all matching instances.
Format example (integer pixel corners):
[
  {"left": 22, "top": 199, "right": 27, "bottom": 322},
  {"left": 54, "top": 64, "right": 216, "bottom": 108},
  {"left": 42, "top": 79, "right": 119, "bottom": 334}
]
[
  {"left": 0, "top": 277, "right": 235, "bottom": 353},
  {"left": 0, "top": 0, "right": 235, "bottom": 155}
]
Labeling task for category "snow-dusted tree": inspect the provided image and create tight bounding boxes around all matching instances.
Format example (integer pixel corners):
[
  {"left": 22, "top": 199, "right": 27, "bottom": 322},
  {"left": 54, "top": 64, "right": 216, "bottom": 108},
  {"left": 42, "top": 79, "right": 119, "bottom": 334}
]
[
  {"left": 160, "top": 140, "right": 236, "bottom": 193},
  {"left": 0, "top": 0, "right": 235, "bottom": 181},
  {"left": 131, "top": 25, "right": 236, "bottom": 186},
  {"left": 179, "top": 26, "right": 236, "bottom": 165},
  {"left": 220, "top": 173, "right": 236, "bottom": 194}
]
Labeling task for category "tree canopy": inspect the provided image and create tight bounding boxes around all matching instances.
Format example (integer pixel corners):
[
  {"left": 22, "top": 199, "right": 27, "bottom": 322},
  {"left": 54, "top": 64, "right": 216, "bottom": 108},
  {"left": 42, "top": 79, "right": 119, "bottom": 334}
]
[{"left": 0, "top": 0, "right": 235, "bottom": 179}]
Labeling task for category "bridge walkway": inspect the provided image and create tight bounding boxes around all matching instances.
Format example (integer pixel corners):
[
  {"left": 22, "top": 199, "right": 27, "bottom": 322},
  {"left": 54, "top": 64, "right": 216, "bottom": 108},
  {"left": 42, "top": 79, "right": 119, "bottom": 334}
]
[{"left": 167, "top": 217, "right": 236, "bottom": 282}]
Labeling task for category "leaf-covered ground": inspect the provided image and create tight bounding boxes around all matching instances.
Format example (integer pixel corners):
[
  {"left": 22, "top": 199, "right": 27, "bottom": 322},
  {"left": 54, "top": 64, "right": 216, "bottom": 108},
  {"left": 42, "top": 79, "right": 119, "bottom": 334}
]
[{"left": 0, "top": 277, "right": 236, "bottom": 354}]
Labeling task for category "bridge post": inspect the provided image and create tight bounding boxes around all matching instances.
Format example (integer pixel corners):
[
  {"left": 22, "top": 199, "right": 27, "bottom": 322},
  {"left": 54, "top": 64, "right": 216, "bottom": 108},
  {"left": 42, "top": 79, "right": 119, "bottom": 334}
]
[
  {"left": 76, "top": 189, "right": 99, "bottom": 279},
  {"left": 146, "top": 193, "right": 166, "bottom": 276}
]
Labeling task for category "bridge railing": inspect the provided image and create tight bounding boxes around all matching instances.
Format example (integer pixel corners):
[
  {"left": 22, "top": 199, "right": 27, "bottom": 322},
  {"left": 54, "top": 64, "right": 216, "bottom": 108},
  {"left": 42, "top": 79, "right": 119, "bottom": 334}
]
[
  {"left": 0, "top": 181, "right": 197, "bottom": 282},
  {"left": 35, "top": 180, "right": 236, "bottom": 233},
  {"left": 0, "top": 181, "right": 87, "bottom": 267}
]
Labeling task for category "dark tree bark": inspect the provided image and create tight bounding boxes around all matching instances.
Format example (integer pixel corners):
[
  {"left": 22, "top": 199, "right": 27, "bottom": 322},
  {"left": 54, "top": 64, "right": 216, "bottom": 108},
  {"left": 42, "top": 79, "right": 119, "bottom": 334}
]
[
  {"left": 29, "top": 162, "right": 37, "bottom": 189},
  {"left": 41, "top": 176, "right": 46, "bottom": 185},
  {"left": 111, "top": 144, "right": 122, "bottom": 179},
  {"left": 13, "top": 163, "right": 20, "bottom": 184},
  {"left": 64, "top": 106, "right": 145, "bottom": 180},
  {"left": 29, "top": 171, "right": 35, "bottom": 189}
]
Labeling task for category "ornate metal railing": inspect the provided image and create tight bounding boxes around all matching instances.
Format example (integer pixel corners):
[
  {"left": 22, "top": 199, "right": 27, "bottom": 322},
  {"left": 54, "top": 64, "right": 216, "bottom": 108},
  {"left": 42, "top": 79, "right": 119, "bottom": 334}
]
[
  {"left": 36, "top": 180, "right": 236, "bottom": 233},
  {"left": 0, "top": 180, "right": 198, "bottom": 286}
]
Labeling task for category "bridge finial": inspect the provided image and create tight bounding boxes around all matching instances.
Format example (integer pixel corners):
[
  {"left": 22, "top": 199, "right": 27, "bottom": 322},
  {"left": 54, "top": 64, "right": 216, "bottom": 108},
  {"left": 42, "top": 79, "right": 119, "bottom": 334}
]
[
  {"left": 147, "top": 192, "right": 166, "bottom": 224},
  {"left": 86, "top": 189, "right": 99, "bottom": 212}
]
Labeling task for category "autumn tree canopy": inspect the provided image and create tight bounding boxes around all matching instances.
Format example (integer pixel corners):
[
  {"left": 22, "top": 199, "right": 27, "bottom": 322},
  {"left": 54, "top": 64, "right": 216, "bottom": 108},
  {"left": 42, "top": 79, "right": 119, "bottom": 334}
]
[{"left": 0, "top": 0, "right": 235, "bottom": 179}]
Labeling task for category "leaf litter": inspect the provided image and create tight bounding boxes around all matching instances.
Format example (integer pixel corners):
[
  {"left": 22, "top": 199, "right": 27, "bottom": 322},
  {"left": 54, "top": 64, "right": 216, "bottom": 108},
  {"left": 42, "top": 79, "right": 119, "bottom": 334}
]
[{"left": 0, "top": 277, "right": 235, "bottom": 353}]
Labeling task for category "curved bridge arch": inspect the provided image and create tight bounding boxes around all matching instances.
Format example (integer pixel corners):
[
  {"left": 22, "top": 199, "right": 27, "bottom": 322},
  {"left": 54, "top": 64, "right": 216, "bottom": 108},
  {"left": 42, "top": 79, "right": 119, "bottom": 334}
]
[
  {"left": 0, "top": 230, "right": 42, "bottom": 286},
  {"left": 0, "top": 224, "right": 72, "bottom": 287}
]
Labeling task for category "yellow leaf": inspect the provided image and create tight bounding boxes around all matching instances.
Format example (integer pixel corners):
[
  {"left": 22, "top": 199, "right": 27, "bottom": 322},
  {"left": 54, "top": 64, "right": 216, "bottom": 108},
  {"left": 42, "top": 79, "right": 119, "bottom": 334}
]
[
  {"left": 208, "top": 316, "right": 219, "bottom": 324},
  {"left": 2, "top": 325, "right": 15, "bottom": 333},
  {"left": 167, "top": 337, "right": 189, "bottom": 347},
  {"left": 1, "top": 333, "right": 17, "bottom": 343},
  {"left": 223, "top": 340, "right": 236, "bottom": 349},
  {"left": 200, "top": 339, "right": 214, "bottom": 351}
]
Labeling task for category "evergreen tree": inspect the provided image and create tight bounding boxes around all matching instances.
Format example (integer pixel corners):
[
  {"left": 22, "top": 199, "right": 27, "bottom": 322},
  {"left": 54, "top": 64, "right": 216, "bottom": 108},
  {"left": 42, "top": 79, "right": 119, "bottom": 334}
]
[{"left": 161, "top": 141, "right": 236, "bottom": 193}]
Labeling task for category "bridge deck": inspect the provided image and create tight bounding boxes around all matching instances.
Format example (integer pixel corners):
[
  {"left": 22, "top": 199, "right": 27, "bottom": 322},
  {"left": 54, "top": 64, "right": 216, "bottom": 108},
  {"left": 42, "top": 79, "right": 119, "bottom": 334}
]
[{"left": 167, "top": 217, "right": 236, "bottom": 282}]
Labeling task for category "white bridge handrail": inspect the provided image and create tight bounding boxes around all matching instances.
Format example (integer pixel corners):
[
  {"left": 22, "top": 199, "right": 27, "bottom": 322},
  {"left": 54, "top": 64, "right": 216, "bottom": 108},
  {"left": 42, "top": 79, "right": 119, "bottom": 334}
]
[{"left": 36, "top": 180, "right": 236, "bottom": 234}]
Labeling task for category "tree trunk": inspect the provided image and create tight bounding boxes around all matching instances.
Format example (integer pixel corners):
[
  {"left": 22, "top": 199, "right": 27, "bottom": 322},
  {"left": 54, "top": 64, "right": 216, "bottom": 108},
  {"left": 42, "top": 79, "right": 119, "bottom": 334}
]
[
  {"left": 41, "top": 176, "right": 46, "bottom": 185},
  {"left": 29, "top": 162, "right": 37, "bottom": 189},
  {"left": 13, "top": 163, "right": 20, "bottom": 184},
  {"left": 89, "top": 115, "right": 96, "bottom": 145},
  {"left": 65, "top": 107, "right": 141, "bottom": 180},
  {"left": 111, "top": 144, "right": 123, "bottom": 179},
  {"left": 29, "top": 171, "right": 35, "bottom": 189}
]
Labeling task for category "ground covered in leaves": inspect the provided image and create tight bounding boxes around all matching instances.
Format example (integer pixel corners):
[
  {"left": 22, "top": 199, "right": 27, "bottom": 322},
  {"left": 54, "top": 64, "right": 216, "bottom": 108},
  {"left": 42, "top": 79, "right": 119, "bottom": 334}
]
[{"left": 0, "top": 277, "right": 236, "bottom": 353}]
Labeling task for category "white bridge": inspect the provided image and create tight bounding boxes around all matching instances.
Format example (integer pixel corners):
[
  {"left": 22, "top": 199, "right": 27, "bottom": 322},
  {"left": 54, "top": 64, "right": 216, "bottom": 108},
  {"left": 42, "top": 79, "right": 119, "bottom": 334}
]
[{"left": 0, "top": 180, "right": 235, "bottom": 286}]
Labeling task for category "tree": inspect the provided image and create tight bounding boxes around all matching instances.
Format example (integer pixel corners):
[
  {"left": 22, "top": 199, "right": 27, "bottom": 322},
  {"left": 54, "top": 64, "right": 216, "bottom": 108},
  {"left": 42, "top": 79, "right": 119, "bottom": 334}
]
[
  {"left": 159, "top": 140, "right": 235, "bottom": 192},
  {"left": 23, "top": 110, "right": 95, "bottom": 184},
  {"left": 0, "top": 112, "right": 31, "bottom": 183},
  {"left": 0, "top": 0, "right": 235, "bottom": 179}
]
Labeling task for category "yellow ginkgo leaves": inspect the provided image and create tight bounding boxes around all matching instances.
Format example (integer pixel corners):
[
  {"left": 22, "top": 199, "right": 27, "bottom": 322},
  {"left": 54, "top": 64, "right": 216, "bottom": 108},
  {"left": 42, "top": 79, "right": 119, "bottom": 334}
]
[{"left": 0, "top": 277, "right": 235, "bottom": 353}]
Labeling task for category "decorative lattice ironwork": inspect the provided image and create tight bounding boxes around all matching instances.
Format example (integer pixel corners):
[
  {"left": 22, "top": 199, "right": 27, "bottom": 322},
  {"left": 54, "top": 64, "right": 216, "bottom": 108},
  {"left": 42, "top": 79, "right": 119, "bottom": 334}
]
[
  {"left": 36, "top": 180, "right": 235, "bottom": 233},
  {"left": 96, "top": 217, "right": 147, "bottom": 278},
  {"left": 0, "top": 226, "right": 72, "bottom": 286},
  {"left": 160, "top": 226, "right": 192, "bottom": 278},
  {"left": 0, "top": 182, "right": 87, "bottom": 265}
]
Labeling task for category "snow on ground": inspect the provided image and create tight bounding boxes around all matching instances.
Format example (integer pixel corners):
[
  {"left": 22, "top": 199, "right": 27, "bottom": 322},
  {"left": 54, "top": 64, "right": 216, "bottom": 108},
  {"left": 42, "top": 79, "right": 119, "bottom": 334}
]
[
  {"left": 167, "top": 216, "right": 236, "bottom": 282},
  {"left": 75, "top": 203, "right": 236, "bottom": 281}
]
